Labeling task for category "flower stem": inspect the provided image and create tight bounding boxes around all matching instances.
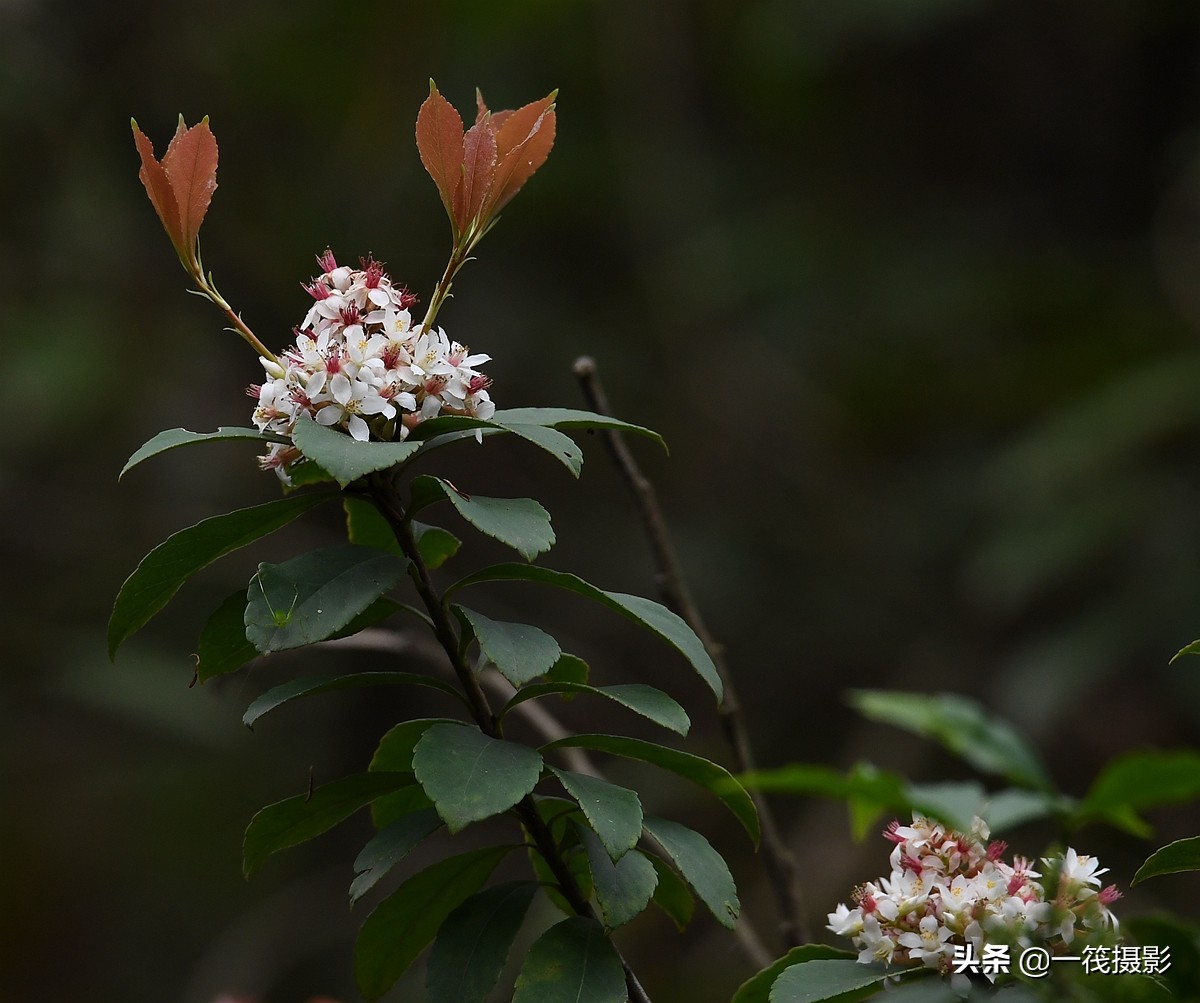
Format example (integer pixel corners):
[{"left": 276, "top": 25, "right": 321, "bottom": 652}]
[
  {"left": 187, "top": 261, "right": 279, "bottom": 366},
  {"left": 420, "top": 226, "right": 485, "bottom": 333}
]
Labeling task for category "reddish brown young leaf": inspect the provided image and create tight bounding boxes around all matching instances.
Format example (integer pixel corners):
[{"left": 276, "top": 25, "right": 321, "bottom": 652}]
[
  {"left": 488, "top": 95, "right": 556, "bottom": 216},
  {"left": 494, "top": 93, "right": 556, "bottom": 163},
  {"left": 453, "top": 120, "right": 497, "bottom": 234},
  {"left": 417, "top": 82, "right": 466, "bottom": 221},
  {"left": 161, "top": 117, "right": 218, "bottom": 254},
  {"left": 132, "top": 120, "right": 185, "bottom": 258}
]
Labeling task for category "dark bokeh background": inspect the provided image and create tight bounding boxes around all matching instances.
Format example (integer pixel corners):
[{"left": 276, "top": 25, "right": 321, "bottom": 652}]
[{"left": 5, "top": 1, "right": 1200, "bottom": 1000}]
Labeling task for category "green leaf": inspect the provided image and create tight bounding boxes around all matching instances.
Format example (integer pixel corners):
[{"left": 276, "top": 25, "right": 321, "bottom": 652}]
[
  {"left": 108, "top": 493, "right": 328, "bottom": 658},
  {"left": 244, "top": 545, "right": 408, "bottom": 653},
  {"left": 448, "top": 563, "right": 722, "bottom": 700},
  {"left": 503, "top": 423, "right": 584, "bottom": 477},
  {"left": 414, "top": 521, "right": 461, "bottom": 569},
  {"left": 1076, "top": 749, "right": 1200, "bottom": 837},
  {"left": 354, "top": 845, "right": 511, "bottom": 1000},
  {"left": 511, "top": 917, "right": 626, "bottom": 1003},
  {"left": 545, "top": 734, "right": 758, "bottom": 844},
  {"left": 1169, "top": 638, "right": 1200, "bottom": 663},
  {"left": 579, "top": 827, "right": 657, "bottom": 930},
  {"left": 370, "top": 783, "right": 436, "bottom": 830},
  {"left": 344, "top": 495, "right": 402, "bottom": 555},
  {"left": 284, "top": 458, "right": 334, "bottom": 488},
  {"left": 492, "top": 406, "right": 666, "bottom": 451},
  {"left": 648, "top": 854, "right": 694, "bottom": 929},
  {"left": 454, "top": 606, "right": 562, "bottom": 685},
  {"left": 413, "top": 723, "right": 544, "bottom": 833},
  {"left": 404, "top": 413, "right": 503, "bottom": 441},
  {"left": 740, "top": 761, "right": 908, "bottom": 841},
  {"left": 370, "top": 718, "right": 462, "bottom": 772},
  {"left": 1132, "top": 835, "right": 1200, "bottom": 886},
  {"left": 547, "top": 653, "right": 590, "bottom": 685},
  {"left": 643, "top": 816, "right": 739, "bottom": 929},
  {"left": 742, "top": 763, "right": 1065, "bottom": 839},
  {"left": 242, "top": 772, "right": 411, "bottom": 878},
  {"left": 770, "top": 961, "right": 897, "bottom": 1003},
  {"left": 350, "top": 808, "right": 443, "bottom": 905},
  {"left": 195, "top": 588, "right": 259, "bottom": 681},
  {"left": 905, "top": 781, "right": 986, "bottom": 832},
  {"left": 119, "top": 426, "right": 287, "bottom": 480},
  {"left": 506, "top": 681, "right": 690, "bottom": 736},
  {"left": 368, "top": 719, "right": 458, "bottom": 826},
  {"left": 1125, "top": 914, "right": 1200, "bottom": 998},
  {"left": 410, "top": 476, "right": 554, "bottom": 561},
  {"left": 426, "top": 882, "right": 540, "bottom": 1003},
  {"left": 292, "top": 414, "right": 422, "bottom": 486},
  {"left": 732, "top": 947, "right": 857, "bottom": 1003},
  {"left": 406, "top": 415, "right": 585, "bottom": 477},
  {"left": 979, "top": 787, "right": 1069, "bottom": 833},
  {"left": 346, "top": 496, "right": 462, "bottom": 568},
  {"left": 550, "top": 767, "right": 643, "bottom": 860},
  {"left": 847, "top": 690, "right": 1053, "bottom": 791},
  {"left": 243, "top": 672, "right": 462, "bottom": 729}
]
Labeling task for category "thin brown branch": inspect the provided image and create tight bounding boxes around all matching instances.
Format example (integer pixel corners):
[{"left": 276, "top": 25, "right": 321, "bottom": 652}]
[{"left": 574, "top": 356, "right": 810, "bottom": 949}]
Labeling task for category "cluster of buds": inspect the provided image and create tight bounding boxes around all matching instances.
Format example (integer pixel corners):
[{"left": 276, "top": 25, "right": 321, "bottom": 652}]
[
  {"left": 827, "top": 816, "right": 1121, "bottom": 978},
  {"left": 249, "top": 251, "right": 495, "bottom": 479}
]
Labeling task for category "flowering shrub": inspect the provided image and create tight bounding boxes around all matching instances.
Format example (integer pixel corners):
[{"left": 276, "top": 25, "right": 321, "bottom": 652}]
[
  {"left": 827, "top": 815, "right": 1120, "bottom": 980},
  {"left": 113, "top": 85, "right": 755, "bottom": 1003},
  {"left": 114, "top": 83, "right": 1200, "bottom": 1003}
]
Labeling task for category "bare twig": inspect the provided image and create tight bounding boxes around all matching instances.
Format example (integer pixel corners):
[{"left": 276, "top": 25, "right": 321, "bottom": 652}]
[{"left": 574, "top": 356, "right": 809, "bottom": 949}]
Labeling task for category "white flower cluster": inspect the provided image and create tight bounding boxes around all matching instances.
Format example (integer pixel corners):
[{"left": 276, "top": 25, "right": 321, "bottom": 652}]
[
  {"left": 827, "top": 816, "right": 1121, "bottom": 977},
  {"left": 249, "top": 250, "right": 494, "bottom": 479}
]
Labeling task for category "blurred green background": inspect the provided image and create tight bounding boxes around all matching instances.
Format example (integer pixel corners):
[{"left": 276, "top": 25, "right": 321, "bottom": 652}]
[{"left": 5, "top": 1, "right": 1200, "bottom": 1000}]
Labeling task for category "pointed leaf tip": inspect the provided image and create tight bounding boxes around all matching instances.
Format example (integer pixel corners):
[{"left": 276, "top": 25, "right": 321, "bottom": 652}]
[{"left": 416, "top": 84, "right": 466, "bottom": 224}]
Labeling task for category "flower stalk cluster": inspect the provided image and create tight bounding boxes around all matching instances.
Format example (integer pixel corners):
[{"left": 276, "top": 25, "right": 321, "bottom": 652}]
[
  {"left": 248, "top": 251, "right": 494, "bottom": 479},
  {"left": 827, "top": 816, "right": 1121, "bottom": 978}
]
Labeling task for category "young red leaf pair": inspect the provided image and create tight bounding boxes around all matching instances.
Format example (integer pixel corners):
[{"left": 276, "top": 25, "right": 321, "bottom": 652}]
[
  {"left": 131, "top": 116, "right": 218, "bottom": 274},
  {"left": 416, "top": 82, "right": 556, "bottom": 240}
]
